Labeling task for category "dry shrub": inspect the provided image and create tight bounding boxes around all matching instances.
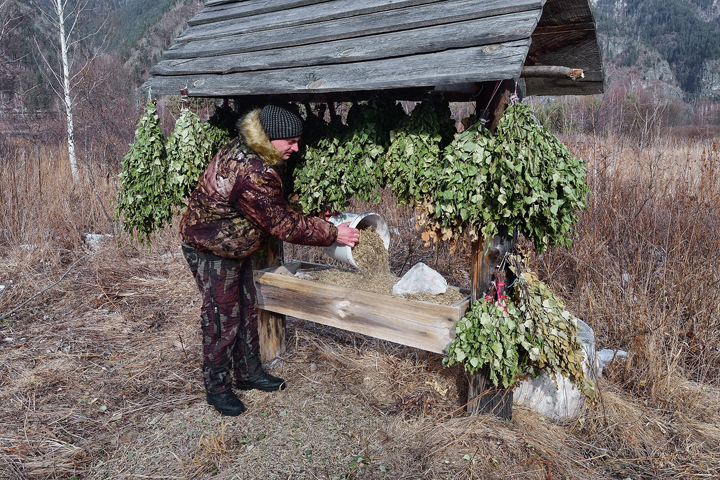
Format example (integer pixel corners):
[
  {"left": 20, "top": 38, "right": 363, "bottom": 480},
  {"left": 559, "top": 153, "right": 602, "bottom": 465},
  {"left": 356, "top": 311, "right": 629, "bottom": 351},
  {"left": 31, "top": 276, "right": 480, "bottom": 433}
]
[
  {"left": 3, "top": 137, "right": 720, "bottom": 479},
  {"left": 0, "top": 140, "right": 116, "bottom": 254},
  {"left": 536, "top": 135, "right": 720, "bottom": 476}
]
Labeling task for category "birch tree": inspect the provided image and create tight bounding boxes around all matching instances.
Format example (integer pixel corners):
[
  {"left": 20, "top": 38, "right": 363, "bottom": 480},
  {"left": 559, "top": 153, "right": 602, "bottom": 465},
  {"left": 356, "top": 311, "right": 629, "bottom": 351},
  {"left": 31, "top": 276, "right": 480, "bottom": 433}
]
[
  {"left": 34, "top": 0, "right": 107, "bottom": 182},
  {"left": 0, "top": 0, "right": 21, "bottom": 43}
]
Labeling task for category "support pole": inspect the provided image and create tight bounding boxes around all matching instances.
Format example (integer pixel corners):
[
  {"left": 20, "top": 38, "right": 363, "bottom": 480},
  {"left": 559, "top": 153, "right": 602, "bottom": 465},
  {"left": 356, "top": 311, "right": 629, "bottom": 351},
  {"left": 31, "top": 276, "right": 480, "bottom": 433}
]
[
  {"left": 521, "top": 66, "right": 584, "bottom": 80},
  {"left": 255, "top": 237, "right": 286, "bottom": 363},
  {"left": 466, "top": 79, "right": 517, "bottom": 418},
  {"left": 467, "top": 228, "right": 517, "bottom": 418}
]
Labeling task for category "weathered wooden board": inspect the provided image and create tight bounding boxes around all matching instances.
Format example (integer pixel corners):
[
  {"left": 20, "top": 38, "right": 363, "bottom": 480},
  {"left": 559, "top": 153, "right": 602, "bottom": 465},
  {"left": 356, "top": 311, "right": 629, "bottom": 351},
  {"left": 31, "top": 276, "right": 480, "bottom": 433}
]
[
  {"left": 529, "top": 22, "right": 600, "bottom": 66},
  {"left": 205, "top": 0, "right": 244, "bottom": 7},
  {"left": 536, "top": 0, "right": 593, "bottom": 27},
  {"left": 145, "top": 40, "right": 530, "bottom": 97},
  {"left": 177, "top": 0, "right": 543, "bottom": 44},
  {"left": 166, "top": 0, "right": 541, "bottom": 61},
  {"left": 198, "top": 0, "right": 331, "bottom": 25},
  {"left": 152, "top": 13, "right": 539, "bottom": 76},
  {"left": 193, "top": 0, "right": 440, "bottom": 28},
  {"left": 254, "top": 261, "right": 469, "bottom": 354}
]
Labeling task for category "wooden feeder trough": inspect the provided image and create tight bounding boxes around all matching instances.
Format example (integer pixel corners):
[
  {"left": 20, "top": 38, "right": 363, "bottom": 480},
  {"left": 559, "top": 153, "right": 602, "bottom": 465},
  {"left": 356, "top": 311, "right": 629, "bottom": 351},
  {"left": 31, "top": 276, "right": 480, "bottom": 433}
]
[{"left": 254, "top": 261, "right": 470, "bottom": 355}]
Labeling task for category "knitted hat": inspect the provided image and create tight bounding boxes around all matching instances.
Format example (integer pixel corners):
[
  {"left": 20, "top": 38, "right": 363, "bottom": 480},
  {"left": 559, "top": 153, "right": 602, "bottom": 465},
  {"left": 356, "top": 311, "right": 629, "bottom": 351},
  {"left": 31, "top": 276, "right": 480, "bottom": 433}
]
[{"left": 260, "top": 103, "right": 303, "bottom": 140}]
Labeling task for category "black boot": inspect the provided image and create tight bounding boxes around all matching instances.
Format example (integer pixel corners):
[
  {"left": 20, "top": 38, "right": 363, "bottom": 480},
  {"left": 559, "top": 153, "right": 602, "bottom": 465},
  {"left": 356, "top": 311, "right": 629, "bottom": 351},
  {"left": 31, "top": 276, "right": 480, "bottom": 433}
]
[
  {"left": 236, "top": 372, "right": 286, "bottom": 392},
  {"left": 206, "top": 390, "right": 246, "bottom": 416}
]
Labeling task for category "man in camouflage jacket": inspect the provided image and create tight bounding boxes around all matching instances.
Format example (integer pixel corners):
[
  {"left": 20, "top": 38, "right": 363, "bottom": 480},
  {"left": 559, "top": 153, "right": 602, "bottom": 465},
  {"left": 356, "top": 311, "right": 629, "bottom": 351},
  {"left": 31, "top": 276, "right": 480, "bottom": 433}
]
[{"left": 180, "top": 103, "right": 359, "bottom": 416}]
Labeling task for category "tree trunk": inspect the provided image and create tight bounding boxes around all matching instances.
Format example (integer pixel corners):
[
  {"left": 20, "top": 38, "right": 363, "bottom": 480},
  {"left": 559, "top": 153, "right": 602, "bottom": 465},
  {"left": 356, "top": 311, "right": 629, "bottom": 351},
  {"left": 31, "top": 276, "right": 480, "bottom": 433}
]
[
  {"left": 54, "top": 0, "right": 78, "bottom": 182},
  {"left": 254, "top": 237, "right": 286, "bottom": 363}
]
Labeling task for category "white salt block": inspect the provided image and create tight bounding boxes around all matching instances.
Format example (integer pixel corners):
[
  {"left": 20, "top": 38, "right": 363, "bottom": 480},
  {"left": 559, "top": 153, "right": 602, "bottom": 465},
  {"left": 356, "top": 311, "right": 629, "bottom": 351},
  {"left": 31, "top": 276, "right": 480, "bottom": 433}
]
[{"left": 392, "top": 262, "right": 447, "bottom": 295}]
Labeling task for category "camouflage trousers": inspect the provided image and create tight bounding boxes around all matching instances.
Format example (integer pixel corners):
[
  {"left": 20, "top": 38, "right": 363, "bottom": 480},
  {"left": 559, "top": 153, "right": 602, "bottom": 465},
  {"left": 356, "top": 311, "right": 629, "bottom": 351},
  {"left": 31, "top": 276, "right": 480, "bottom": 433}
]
[{"left": 181, "top": 243, "right": 263, "bottom": 394}]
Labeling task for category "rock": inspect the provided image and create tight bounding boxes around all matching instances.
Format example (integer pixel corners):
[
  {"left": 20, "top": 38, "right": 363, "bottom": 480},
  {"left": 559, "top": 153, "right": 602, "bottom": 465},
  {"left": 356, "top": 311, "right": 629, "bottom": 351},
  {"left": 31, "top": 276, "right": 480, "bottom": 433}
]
[
  {"left": 513, "top": 319, "right": 599, "bottom": 422},
  {"left": 702, "top": 59, "right": 720, "bottom": 94},
  {"left": 597, "top": 348, "right": 628, "bottom": 374},
  {"left": 83, "top": 233, "right": 114, "bottom": 251},
  {"left": 392, "top": 262, "right": 447, "bottom": 295}
]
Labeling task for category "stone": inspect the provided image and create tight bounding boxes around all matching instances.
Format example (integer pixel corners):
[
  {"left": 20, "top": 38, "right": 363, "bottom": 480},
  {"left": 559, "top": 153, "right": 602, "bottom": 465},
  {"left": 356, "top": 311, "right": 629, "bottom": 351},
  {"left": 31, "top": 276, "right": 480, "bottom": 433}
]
[
  {"left": 513, "top": 318, "right": 600, "bottom": 422},
  {"left": 83, "top": 233, "right": 114, "bottom": 251},
  {"left": 597, "top": 348, "right": 628, "bottom": 373}
]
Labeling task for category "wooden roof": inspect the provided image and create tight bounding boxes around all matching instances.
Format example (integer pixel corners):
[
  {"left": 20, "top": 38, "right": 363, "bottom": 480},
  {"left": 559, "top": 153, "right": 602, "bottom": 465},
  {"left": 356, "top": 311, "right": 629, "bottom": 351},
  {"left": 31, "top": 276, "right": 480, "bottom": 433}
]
[{"left": 143, "top": 0, "right": 603, "bottom": 100}]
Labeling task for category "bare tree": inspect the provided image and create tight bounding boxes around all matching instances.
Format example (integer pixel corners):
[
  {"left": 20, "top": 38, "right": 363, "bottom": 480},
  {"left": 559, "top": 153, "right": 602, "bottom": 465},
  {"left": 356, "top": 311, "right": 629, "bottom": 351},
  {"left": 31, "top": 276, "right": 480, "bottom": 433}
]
[
  {"left": 0, "top": 0, "right": 21, "bottom": 42},
  {"left": 34, "top": 0, "right": 107, "bottom": 182}
]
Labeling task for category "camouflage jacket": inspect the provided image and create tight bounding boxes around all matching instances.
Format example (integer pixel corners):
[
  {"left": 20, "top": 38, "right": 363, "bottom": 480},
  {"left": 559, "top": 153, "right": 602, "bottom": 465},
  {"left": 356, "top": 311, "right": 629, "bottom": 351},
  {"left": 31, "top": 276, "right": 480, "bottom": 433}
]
[{"left": 179, "top": 109, "right": 337, "bottom": 259}]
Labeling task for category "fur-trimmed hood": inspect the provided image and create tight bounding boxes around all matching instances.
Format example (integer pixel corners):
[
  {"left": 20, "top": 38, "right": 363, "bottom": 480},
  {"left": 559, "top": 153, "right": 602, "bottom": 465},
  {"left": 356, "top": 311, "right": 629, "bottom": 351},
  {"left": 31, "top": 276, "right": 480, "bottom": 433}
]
[{"left": 237, "top": 109, "right": 284, "bottom": 167}]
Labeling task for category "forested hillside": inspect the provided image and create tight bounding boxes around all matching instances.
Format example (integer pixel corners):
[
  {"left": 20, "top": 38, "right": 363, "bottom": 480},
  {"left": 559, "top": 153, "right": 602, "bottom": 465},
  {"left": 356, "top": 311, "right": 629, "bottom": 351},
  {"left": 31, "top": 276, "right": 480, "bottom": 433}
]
[
  {"left": 593, "top": 0, "right": 720, "bottom": 99},
  {"left": 1, "top": 0, "right": 719, "bottom": 119},
  {"left": 0, "top": 0, "right": 201, "bottom": 114}
]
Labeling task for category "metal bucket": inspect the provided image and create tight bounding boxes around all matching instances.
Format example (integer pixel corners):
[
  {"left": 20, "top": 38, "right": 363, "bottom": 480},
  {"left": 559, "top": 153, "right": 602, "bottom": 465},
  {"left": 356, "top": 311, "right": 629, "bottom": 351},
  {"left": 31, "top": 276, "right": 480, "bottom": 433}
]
[{"left": 324, "top": 212, "right": 390, "bottom": 269}]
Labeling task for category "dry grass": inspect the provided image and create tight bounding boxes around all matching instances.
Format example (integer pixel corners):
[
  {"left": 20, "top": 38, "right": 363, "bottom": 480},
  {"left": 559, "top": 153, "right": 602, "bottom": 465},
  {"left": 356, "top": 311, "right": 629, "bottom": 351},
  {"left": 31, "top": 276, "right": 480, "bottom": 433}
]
[{"left": 1, "top": 134, "right": 720, "bottom": 479}]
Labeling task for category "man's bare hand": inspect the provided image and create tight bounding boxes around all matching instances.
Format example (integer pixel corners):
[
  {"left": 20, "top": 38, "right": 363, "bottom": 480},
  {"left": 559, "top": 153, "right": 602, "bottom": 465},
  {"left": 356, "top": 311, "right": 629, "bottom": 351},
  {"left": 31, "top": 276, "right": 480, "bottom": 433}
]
[{"left": 336, "top": 222, "right": 360, "bottom": 247}]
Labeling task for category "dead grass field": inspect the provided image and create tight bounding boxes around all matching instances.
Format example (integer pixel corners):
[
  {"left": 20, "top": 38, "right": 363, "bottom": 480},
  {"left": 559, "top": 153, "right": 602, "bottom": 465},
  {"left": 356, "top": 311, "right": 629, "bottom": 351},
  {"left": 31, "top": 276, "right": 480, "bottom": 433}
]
[{"left": 1, "top": 135, "right": 720, "bottom": 479}]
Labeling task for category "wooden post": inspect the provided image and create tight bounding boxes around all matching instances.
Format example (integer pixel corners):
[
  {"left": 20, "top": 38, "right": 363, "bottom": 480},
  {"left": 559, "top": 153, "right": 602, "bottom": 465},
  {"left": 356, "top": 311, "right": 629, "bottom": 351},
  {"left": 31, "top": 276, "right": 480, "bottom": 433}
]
[
  {"left": 466, "top": 79, "right": 517, "bottom": 418},
  {"left": 467, "top": 228, "right": 517, "bottom": 418},
  {"left": 255, "top": 237, "right": 286, "bottom": 363}
]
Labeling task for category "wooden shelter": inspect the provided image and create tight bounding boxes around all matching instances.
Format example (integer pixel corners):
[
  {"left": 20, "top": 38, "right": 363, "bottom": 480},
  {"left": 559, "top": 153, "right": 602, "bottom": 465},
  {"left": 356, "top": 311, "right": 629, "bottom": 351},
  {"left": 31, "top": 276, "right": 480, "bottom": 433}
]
[
  {"left": 144, "top": 0, "right": 604, "bottom": 100},
  {"left": 144, "top": 0, "right": 604, "bottom": 418}
]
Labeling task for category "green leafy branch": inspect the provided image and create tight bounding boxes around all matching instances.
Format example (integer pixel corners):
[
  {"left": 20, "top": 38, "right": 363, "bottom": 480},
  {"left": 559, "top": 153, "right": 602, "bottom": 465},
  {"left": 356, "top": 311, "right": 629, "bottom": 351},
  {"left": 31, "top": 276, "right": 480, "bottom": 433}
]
[
  {"left": 418, "top": 102, "right": 589, "bottom": 253},
  {"left": 115, "top": 100, "right": 172, "bottom": 245},
  {"left": 443, "top": 252, "right": 596, "bottom": 401},
  {"left": 115, "top": 102, "right": 234, "bottom": 244},
  {"left": 166, "top": 108, "right": 215, "bottom": 208},
  {"left": 294, "top": 97, "right": 406, "bottom": 214},
  {"left": 383, "top": 100, "right": 455, "bottom": 206}
]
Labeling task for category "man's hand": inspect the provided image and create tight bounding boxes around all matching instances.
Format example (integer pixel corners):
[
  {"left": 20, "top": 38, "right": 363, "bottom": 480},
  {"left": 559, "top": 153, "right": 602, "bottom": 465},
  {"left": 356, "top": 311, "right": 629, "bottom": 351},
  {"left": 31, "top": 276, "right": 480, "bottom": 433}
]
[{"left": 336, "top": 222, "right": 360, "bottom": 247}]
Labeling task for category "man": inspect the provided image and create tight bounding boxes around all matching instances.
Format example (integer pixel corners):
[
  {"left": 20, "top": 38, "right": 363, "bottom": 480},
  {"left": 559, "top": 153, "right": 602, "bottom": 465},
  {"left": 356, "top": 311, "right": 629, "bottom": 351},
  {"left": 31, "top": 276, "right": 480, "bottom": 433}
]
[{"left": 180, "top": 103, "right": 359, "bottom": 416}]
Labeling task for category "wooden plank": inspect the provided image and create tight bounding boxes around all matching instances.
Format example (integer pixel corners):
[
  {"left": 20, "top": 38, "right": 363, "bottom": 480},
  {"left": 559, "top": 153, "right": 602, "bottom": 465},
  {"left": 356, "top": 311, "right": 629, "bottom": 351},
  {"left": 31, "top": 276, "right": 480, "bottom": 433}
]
[
  {"left": 536, "top": 0, "right": 594, "bottom": 27},
  {"left": 192, "top": 0, "right": 436, "bottom": 27},
  {"left": 175, "top": 0, "right": 543, "bottom": 45},
  {"left": 181, "top": 0, "right": 445, "bottom": 42},
  {"left": 529, "top": 33, "right": 602, "bottom": 72},
  {"left": 152, "top": 13, "right": 539, "bottom": 76},
  {"left": 198, "top": 0, "right": 331, "bottom": 24},
  {"left": 524, "top": 79, "right": 603, "bottom": 96},
  {"left": 144, "top": 40, "right": 531, "bottom": 97},
  {"left": 532, "top": 21, "right": 596, "bottom": 35},
  {"left": 205, "top": 0, "right": 242, "bottom": 7},
  {"left": 166, "top": 0, "right": 540, "bottom": 60},
  {"left": 254, "top": 262, "right": 469, "bottom": 354}
]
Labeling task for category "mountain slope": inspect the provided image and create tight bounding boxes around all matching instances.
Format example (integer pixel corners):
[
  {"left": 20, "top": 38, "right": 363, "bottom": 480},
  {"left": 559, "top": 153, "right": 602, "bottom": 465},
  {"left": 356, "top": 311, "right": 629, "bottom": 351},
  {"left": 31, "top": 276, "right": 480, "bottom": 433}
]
[{"left": 593, "top": 0, "right": 720, "bottom": 98}]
